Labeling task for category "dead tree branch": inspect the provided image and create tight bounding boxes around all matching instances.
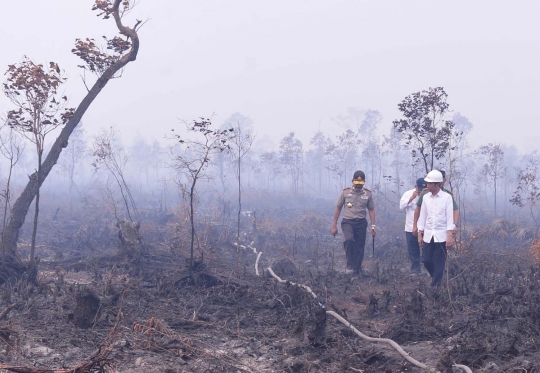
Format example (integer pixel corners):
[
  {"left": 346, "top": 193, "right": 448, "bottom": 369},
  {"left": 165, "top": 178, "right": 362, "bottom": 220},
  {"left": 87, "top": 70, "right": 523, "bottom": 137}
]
[{"left": 266, "top": 266, "right": 473, "bottom": 372}]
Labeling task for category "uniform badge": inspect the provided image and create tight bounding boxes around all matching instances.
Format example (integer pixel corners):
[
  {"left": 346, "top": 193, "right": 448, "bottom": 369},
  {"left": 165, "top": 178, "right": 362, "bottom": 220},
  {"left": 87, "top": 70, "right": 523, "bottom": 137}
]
[{"left": 346, "top": 202, "right": 353, "bottom": 208}]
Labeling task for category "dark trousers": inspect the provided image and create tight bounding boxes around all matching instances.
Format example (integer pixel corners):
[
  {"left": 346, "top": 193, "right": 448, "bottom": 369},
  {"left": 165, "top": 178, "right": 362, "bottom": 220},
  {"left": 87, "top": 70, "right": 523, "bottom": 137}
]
[
  {"left": 405, "top": 232, "right": 421, "bottom": 274},
  {"left": 341, "top": 218, "right": 367, "bottom": 274},
  {"left": 422, "top": 238, "right": 447, "bottom": 287}
]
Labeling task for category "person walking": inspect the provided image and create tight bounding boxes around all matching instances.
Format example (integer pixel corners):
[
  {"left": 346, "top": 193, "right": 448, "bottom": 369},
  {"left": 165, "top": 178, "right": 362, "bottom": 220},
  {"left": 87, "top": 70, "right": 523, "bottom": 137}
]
[
  {"left": 400, "top": 178, "right": 427, "bottom": 277},
  {"left": 417, "top": 170, "right": 455, "bottom": 288},
  {"left": 412, "top": 169, "right": 459, "bottom": 236},
  {"left": 331, "top": 171, "right": 376, "bottom": 275}
]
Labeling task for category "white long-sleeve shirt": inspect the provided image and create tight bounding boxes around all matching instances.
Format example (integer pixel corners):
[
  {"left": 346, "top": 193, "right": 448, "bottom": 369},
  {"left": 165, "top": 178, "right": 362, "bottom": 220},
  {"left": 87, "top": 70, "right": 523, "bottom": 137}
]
[
  {"left": 399, "top": 188, "right": 418, "bottom": 232},
  {"left": 417, "top": 189, "right": 455, "bottom": 243}
]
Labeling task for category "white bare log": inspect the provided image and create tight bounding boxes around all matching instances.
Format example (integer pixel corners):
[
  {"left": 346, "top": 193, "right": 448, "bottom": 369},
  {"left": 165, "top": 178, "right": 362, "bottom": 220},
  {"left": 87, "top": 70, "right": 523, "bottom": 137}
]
[
  {"left": 255, "top": 251, "right": 262, "bottom": 276},
  {"left": 267, "top": 267, "right": 322, "bottom": 307},
  {"left": 235, "top": 242, "right": 257, "bottom": 254},
  {"left": 326, "top": 310, "right": 429, "bottom": 370},
  {"left": 453, "top": 364, "right": 473, "bottom": 373},
  {"left": 266, "top": 266, "right": 473, "bottom": 373}
]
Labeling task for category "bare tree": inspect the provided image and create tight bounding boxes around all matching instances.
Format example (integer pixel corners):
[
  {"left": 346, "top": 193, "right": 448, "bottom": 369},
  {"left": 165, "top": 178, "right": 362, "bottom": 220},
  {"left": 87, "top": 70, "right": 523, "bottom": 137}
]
[
  {"left": 359, "top": 110, "right": 383, "bottom": 187},
  {"left": 92, "top": 126, "right": 138, "bottom": 222},
  {"left": 308, "top": 131, "right": 331, "bottom": 193},
  {"left": 444, "top": 113, "right": 472, "bottom": 189},
  {"left": 382, "top": 127, "right": 408, "bottom": 197},
  {"left": 259, "top": 151, "right": 280, "bottom": 191},
  {"left": 129, "top": 138, "right": 158, "bottom": 187},
  {"left": 510, "top": 155, "right": 540, "bottom": 235},
  {"left": 169, "top": 118, "right": 234, "bottom": 278},
  {"left": 226, "top": 115, "right": 255, "bottom": 270},
  {"left": 443, "top": 113, "right": 473, "bottom": 229},
  {"left": 58, "top": 123, "right": 86, "bottom": 213},
  {"left": 0, "top": 0, "right": 141, "bottom": 277},
  {"left": 332, "top": 107, "right": 365, "bottom": 131},
  {"left": 326, "top": 129, "right": 358, "bottom": 187},
  {"left": 279, "top": 132, "right": 304, "bottom": 194},
  {"left": 480, "top": 143, "right": 504, "bottom": 216}
]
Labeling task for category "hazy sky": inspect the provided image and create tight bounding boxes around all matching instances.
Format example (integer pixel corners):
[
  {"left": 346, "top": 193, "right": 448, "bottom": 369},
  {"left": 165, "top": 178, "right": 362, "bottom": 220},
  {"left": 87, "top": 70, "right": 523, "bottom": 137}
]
[{"left": 1, "top": 0, "right": 539, "bottom": 153}]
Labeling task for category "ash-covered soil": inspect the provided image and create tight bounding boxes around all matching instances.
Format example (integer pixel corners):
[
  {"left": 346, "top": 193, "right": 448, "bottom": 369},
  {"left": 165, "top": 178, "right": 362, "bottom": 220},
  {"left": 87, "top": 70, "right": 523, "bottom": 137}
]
[{"left": 1, "top": 210, "right": 539, "bottom": 373}]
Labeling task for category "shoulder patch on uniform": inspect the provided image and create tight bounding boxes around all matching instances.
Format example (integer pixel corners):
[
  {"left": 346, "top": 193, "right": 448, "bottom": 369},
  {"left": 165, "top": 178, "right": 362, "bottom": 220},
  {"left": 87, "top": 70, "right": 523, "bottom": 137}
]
[{"left": 342, "top": 187, "right": 351, "bottom": 191}]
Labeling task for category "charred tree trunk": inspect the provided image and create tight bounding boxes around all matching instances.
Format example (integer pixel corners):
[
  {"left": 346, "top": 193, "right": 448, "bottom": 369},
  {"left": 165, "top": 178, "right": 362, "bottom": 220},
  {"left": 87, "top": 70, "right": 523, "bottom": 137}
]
[
  {"left": 0, "top": 0, "right": 140, "bottom": 278},
  {"left": 29, "top": 152, "right": 42, "bottom": 264},
  {"left": 117, "top": 219, "right": 145, "bottom": 275}
]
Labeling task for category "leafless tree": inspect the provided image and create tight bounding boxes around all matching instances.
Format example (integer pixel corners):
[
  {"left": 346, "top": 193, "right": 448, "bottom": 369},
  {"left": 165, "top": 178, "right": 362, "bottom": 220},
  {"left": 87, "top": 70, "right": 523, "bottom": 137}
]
[
  {"left": 308, "top": 131, "right": 331, "bottom": 193},
  {"left": 480, "top": 143, "right": 505, "bottom": 216},
  {"left": 382, "top": 128, "right": 408, "bottom": 197},
  {"left": 510, "top": 155, "right": 540, "bottom": 235},
  {"left": 58, "top": 123, "right": 86, "bottom": 213},
  {"left": 360, "top": 110, "right": 383, "bottom": 188},
  {"left": 169, "top": 118, "right": 235, "bottom": 279},
  {"left": 326, "top": 129, "right": 358, "bottom": 187},
  {"left": 226, "top": 115, "right": 256, "bottom": 270},
  {"left": 92, "top": 126, "right": 138, "bottom": 222},
  {"left": 279, "top": 132, "right": 304, "bottom": 194},
  {"left": 259, "top": 151, "right": 281, "bottom": 191}
]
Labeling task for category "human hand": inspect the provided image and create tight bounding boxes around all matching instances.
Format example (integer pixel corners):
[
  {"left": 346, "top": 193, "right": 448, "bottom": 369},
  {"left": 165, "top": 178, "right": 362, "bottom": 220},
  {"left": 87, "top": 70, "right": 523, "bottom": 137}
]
[
  {"left": 447, "top": 232, "right": 454, "bottom": 248},
  {"left": 412, "top": 225, "right": 418, "bottom": 237},
  {"left": 331, "top": 225, "right": 338, "bottom": 237},
  {"left": 371, "top": 225, "right": 376, "bottom": 237},
  {"left": 417, "top": 232, "right": 423, "bottom": 247}
]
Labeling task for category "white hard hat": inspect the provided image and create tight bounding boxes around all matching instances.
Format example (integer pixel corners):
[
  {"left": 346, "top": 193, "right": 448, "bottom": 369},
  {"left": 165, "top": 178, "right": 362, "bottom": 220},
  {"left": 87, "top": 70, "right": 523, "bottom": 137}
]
[{"left": 424, "top": 170, "right": 443, "bottom": 183}]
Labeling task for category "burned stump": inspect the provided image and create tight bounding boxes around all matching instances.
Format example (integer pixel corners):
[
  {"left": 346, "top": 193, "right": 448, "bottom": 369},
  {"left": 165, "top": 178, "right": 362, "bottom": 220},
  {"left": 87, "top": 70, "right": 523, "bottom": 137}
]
[
  {"left": 289, "top": 285, "right": 327, "bottom": 346},
  {"left": 117, "top": 220, "right": 144, "bottom": 259},
  {"left": 73, "top": 289, "right": 100, "bottom": 329},
  {"left": 271, "top": 258, "right": 297, "bottom": 277},
  {"left": 305, "top": 304, "right": 327, "bottom": 346}
]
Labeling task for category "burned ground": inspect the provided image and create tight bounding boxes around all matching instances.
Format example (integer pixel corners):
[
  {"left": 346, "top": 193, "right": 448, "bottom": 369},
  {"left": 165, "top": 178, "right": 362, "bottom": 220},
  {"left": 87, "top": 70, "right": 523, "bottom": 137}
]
[{"left": 0, "top": 200, "right": 539, "bottom": 373}]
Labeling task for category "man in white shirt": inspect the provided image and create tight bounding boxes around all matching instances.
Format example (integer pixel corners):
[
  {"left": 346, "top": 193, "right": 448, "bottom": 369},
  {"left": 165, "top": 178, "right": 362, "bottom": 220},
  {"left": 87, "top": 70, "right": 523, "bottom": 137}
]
[
  {"left": 417, "top": 170, "right": 455, "bottom": 288},
  {"left": 399, "top": 178, "right": 427, "bottom": 276}
]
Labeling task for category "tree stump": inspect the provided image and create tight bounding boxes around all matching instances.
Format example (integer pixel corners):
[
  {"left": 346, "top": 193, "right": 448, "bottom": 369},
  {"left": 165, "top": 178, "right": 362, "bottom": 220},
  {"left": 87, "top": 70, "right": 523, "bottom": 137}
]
[
  {"left": 289, "top": 285, "right": 327, "bottom": 346},
  {"left": 73, "top": 289, "right": 100, "bottom": 329},
  {"left": 271, "top": 258, "right": 297, "bottom": 277},
  {"left": 117, "top": 220, "right": 144, "bottom": 258},
  {"left": 305, "top": 304, "right": 326, "bottom": 346}
]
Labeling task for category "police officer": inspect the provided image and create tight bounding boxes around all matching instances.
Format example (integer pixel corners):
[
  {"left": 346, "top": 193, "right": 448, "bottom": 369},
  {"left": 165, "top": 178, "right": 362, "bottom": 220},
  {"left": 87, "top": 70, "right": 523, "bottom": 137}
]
[{"left": 331, "top": 171, "right": 376, "bottom": 275}]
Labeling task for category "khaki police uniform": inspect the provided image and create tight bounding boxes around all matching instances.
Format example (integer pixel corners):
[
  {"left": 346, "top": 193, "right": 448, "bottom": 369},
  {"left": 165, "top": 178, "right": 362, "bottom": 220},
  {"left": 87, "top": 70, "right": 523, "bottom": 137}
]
[{"left": 336, "top": 187, "right": 375, "bottom": 274}]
